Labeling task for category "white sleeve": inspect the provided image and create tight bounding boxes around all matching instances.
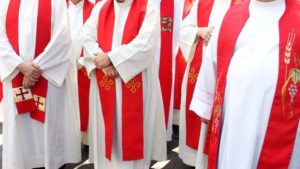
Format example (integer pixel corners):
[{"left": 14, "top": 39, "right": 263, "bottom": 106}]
[
  {"left": 0, "top": 0, "right": 23, "bottom": 81},
  {"left": 189, "top": 24, "right": 219, "bottom": 120},
  {"left": 179, "top": 0, "right": 199, "bottom": 61},
  {"left": 79, "top": 1, "right": 106, "bottom": 76},
  {"left": 32, "top": 0, "right": 72, "bottom": 87},
  {"left": 108, "top": 2, "right": 160, "bottom": 83}
]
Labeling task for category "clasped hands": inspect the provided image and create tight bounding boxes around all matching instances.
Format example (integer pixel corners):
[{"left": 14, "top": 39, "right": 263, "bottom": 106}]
[
  {"left": 94, "top": 52, "right": 118, "bottom": 77},
  {"left": 17, "top": 61, "right": 43, "bottom": 89}
]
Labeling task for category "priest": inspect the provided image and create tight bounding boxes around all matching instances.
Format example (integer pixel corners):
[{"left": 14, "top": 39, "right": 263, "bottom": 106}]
[
  {"left": 79, "top": 0, "right": 167, "bottom": 168},
  {"left": 67, "top": 0, "right": 94, "bottom": 144},
  {"left": 178, "top": 0, "right": 237, "bottom": 167},
  {"left": 0, "top": 0, "right": 81, "bottom": 168},
  {"left": 190, "top": 0, "right": 300, "bottom": 168}
]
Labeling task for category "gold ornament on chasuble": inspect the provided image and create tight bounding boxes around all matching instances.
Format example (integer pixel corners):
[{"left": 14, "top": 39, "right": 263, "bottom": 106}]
[
  {"left": 282, "top": 29, "right": 300, "bottom": 119},
  {"left": 125, "top": 78, "right": 142, "bottom": 93},
  {"left": 212, "top": 88, "right": 223, "bottom": 137},
  {"left": 99, "top": 76, "right": 114, "bottom": 91},
  {"left": 13, "top": 87, "right": 34, "bottom": 102},
  {"left": 188, "top": 68, "right": 199, "bottom": 84},
  {"left": 161, "top": 16, "right": 173, "bottom": 32}
]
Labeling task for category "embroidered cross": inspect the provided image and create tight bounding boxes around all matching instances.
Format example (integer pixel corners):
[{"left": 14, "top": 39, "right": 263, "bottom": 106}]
[
  {"left": 34, "top": 95, "right": 46, "bottom": 111},
  {"left": 125, "top": 78, "right": 141, "bottom": 93},
  {"left": 162, "top": 16, "right": 173, "bottom": 32},
  {"left": 188, "top": 68, "right": 198, "bottom": 84},
  {"left": 99, "top": 76, "right": 114, "bottom": 91},
  {"left": 13, "top": 87, "right": 32, "bottom": 102}
]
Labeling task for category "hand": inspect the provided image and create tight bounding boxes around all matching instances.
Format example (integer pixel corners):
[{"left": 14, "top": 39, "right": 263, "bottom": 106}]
[
  {"left": 22, "top": 76, "right": 37, "bottom": 89},
  {"left": 102, "top": 65, "right": 118, "bottom": 77},
  {"left": 94, "top": 52, "right": 111, "bottom": 69},
  {"left": 77, "top": 63, "right": 84, "bottom": 70},
  {"left": 18, "top": 61, "right": 42, "bottom": 81},
  {"left": 196, "top": 27, "right": 214, "bottom": 46}
]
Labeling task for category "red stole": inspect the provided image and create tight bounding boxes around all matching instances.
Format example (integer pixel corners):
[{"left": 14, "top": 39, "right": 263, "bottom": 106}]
[
  {"left": 6, "top": 0, "right": 51, "bottom": 123},
  {"left": 159, "top": 0, "right": 174, "bottom": 128},
  {"left": 97, "top": 0, "right": 146, "bottom": 161},
  {"left": 207, "top": 0, "right": 300, "bottom": 168},
  {"left": 173, "top": 0, "right": 193, "bottom": 109},
  {"left": 77, "top": 0, "right": 94, "bottom": 132},
  {"left": 185, "top": 0, "right": 215, "bottom": 150},
  {"left": 0, "top": 82, "right": 2, "bottom": 102}
]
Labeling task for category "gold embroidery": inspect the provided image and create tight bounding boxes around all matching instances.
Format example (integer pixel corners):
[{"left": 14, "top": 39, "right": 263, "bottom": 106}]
[
  {"left": 33, "top": 95, "right": 46, "bottom": 112},
  {"left": 282, "top": 29, "right": 299, "bottom": 119},
  {"left": 99, "top": 76, "right": 114, "bottom": 91},
  {"left": 13, "top": 87, "right": 33, "bottom": 102},
  {"left": 284, "top": 29, "right": 295, "bottom": 65},
  {"left": 161, "top": 16, "right": 173, "bottom": 32},
  {"left": 125, "top": 78, "right": 141, "bottom": 93},
  {"left": 189, "top": 68, "right": 198, "bottom": 84}
]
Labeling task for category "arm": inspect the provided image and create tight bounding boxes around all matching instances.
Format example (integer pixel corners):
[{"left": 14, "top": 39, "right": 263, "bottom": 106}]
[
  {"left": 79, "top": 2, "right": 106, "bottom": 76},
  {"left": 108, "top": 2, "right": 160, "bottom": 83},
  {"left": 32, "top": 0, "right": 73, "bottom": 87},
  {"left": 179, "top": 0, "right": 213, "bottom": 61},
  {"left": 179, "top": 0, "right": 199, "bottom": 61},
  {"left": 0, "top": 0, "right": 24, "bottom": 81},
  {"left": 189, "top": 24, "right": 219, "bottom": 121}
]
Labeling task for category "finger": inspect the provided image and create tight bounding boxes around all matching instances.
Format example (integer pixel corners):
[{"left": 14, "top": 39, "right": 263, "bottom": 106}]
[
  {"left": 102, "top": 69, "right": 108, "bottom": 76},
  {"left": 29, "top": 77, "right": 39, "bottom": 82}
]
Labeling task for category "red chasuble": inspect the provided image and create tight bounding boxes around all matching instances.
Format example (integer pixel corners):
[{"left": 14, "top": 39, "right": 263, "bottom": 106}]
[
  {"left": 159, "top": 0, "right": 174, "bottom": 128},
  {"left": 97, "top": 0, "right": 147, "bottom": 161},
  {"left": 173, "top": 0, "right": 193, "bottom": 110},
  {"left": 6, "top": 0, "right": 51, "bottom": 123},
  {"left": 206, "top": 0, "right": 300, "bottom": 168}
]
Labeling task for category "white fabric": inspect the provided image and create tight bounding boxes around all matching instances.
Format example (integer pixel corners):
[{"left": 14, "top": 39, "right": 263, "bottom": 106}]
[
  {"left": 0, "top": 0, "right": 81, "bottom": 168},
  {"left": 80, "top": 0, "right": 167, "bottom": 169},
  {"left": 68, "top": 0, "right": 84, "bottom": 60},
  {"left": 68, "top": 0, "right": 92, "bottom": 144},
  {"left": 191, "top": 0, "right": 300, "bottom": 168},
  {"left": 178, "top": 0, "right": 231, "bottom": 167}
]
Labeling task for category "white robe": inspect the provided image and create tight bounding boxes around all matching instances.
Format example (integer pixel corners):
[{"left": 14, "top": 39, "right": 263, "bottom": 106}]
[
  {"left": 190, "top": 0, "right": 300, "bottom": 168},
  {"left": 80, "top": 0, "right": 167, "bottom": 169},
  {"left": 68, "top": 0, "right": 91, "bottom": 145},
  {"left": 0, "top": 0, "right": 81, "bottom": 168},
  {"left": 152, "top": 0, "right": 185, "bottom": 141},
  {"left": 178, "top": 0, "right": 231, "bottom": 167}
]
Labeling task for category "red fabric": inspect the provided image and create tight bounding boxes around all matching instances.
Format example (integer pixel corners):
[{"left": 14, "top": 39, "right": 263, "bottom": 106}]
[
  {"left": 173, "top": 0, "right": 193, "bottom": 109},
  {"left": 185, "top": 0, "right": 214, "bottom": 150},
  {"left": 6, "top": 0, "right": 51, "bottom": 123},
  {"left": 0, "top": 82, "right": 2, "bottom": 102},
  {"left": 97, "top": 0, "right": 147, "bottom": 161},
  {"left": 173, "top": 50, "right": 186, "bottom": 109},
  {"left": 78, "top": 0, "right": 94, "bottom": 132},
  {"left": 207, "top": 0, "right": 300, "bottom": 168},
  {"left": 159, "top": 0, "right": 174, "bottom": 128}
]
